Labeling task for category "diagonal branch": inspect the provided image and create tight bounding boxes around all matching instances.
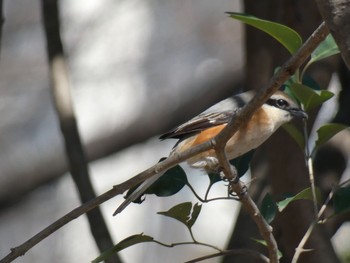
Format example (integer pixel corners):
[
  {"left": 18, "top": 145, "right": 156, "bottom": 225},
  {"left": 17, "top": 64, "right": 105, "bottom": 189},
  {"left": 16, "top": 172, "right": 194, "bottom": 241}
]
[
  {"left": 40, "top": 1, "right": 120, "bottom": 262},
  {"left": 212, "top": 22, "right": 329, "bottom": 263},
  {"left": 0, "top": 22, "right": 329, "bottom": 263}
]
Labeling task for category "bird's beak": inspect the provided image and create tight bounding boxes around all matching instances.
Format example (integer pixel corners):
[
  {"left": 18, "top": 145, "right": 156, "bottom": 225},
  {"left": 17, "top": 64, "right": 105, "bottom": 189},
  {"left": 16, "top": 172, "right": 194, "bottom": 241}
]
[{"left": 289, "top": 108, "right": 308, "bottom": 119}]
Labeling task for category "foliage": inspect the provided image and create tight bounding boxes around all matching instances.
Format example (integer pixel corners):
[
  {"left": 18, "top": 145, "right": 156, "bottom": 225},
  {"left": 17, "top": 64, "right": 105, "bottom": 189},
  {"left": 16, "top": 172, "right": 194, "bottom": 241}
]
[
  {"left": 93, "top": 202, "right": 222, "bottom": 263},
  {"left": 98, "top": 12, "right": 349, "bottom": 263},
  {"left": 333, "top": 186, "right": 350, "bottom": 214},
  {"left": 226, "top": 12, "right": 302, "bottom": 54}
]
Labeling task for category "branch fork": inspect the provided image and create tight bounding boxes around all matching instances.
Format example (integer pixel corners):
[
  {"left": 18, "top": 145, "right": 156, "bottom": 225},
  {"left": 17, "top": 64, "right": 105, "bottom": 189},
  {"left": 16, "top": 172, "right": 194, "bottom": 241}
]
[{"left": 0, "top": 22, "right": 329, "bottom": 263}]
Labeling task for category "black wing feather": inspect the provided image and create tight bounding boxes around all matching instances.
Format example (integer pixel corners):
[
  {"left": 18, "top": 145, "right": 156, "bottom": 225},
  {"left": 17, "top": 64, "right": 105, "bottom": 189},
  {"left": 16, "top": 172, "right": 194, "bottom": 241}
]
[{"left": 159, "top": 110, "right": 236, "bottom": 140}]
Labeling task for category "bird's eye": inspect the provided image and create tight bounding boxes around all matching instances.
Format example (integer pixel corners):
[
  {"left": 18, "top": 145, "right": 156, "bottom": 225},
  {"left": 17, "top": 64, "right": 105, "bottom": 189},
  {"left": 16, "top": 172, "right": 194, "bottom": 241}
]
[{"left": 276, "top": 99, "right": 289, "bottom": 108}]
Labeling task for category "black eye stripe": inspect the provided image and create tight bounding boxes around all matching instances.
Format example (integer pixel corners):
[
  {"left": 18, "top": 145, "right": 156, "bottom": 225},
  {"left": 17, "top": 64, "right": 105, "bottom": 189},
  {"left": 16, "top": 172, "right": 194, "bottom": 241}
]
[{"left": 266, "top": 98, "right": 290, "bottom": 109}]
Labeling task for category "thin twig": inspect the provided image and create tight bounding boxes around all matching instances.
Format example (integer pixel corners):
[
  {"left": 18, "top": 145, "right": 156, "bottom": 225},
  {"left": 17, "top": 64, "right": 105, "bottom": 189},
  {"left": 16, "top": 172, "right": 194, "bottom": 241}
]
[
  {"left": 292, "top": 178, "right": 350, "bottom": 263},
  {"left": 185, "top": 249, "right": 269, "bottom": 263},
  {"left": 0, "top": 21, "right": 329, "bottom": 263},
  {"left": 292, "top": 184, "right": 335, "bottom": 263},
  {"left": 303, "top": 119, "right": 318, "bottom": 217}
]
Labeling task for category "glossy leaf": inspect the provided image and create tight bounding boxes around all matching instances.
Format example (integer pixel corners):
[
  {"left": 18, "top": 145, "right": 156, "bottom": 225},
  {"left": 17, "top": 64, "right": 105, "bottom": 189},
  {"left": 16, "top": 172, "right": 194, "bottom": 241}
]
[
  {"left": 126, "top": 159, "right": 188, "bottom": 203},
  {"left": 158, "top": 202, "right": 202, "bottom": 229},
  {"left": 283, "top": 123, "right": 305, "bottom": 151},
  {"left": 290, "top": 83, "right": 334, "bottom": 111},
  {"left": 187, "top": 203, "right": 202, "bottom": 228},
  {"left": 261, "top": 193, "right": 277, "bottom": 223},
  {"left": 277, "top": 187, "right": 320, "bottom": 212},
  {"left": 309, "top": 34, "right": 340, "bottom": 65},
  {"left": 229, "top": 149, "right": 255, "bottom": 177},
  {"left": 314, "top": 123, "right": 348, "bottom": 151},
  {"left": 207, "top": 172, "right": 222, "bottom": 186},
  {"left": 333, "top": 186, "right": 350, "bottom": 214},
  {"left": 227, "top": 12, "right": 302, "bottom": 54},
  {"left": 146, "top": 164, "right": 188, "bottom": 197},
  {"left": 302, "top": 74, "right": 321, "bottom": 91},
  {"left": 92, "top": 234, "right": 154, "bottom": 263},
  {"left": 283, "top": 85, "right": 297, "bottom": 100}
]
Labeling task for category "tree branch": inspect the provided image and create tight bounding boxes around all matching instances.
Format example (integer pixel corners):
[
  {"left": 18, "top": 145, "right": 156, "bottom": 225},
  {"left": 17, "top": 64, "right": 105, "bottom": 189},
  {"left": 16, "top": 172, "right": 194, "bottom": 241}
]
[
  {"left": 185, "top": 249, "right": 269, "bottom": 263},
  {"left": 40, "top": 1, "right": 120, "bottom": 262},
  {"left": 0, "top": 21, "right": 329, "bottom": 263},
  {"left": 212, "top": 22, "right": 329, "bottom": 262}
]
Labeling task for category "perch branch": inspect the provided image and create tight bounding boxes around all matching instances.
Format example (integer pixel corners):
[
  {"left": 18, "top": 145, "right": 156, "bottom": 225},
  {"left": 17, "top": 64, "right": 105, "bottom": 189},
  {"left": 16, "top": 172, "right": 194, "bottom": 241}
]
[{"left": 0, "top": 22, "right": 329, "bottom": 263}]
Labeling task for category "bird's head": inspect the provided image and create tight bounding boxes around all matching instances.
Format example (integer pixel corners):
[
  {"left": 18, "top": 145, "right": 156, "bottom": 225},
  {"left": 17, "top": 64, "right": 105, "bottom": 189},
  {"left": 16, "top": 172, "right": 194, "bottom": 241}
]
[{"left": 264, "top": 91, "right": 308, "bottom": 126}]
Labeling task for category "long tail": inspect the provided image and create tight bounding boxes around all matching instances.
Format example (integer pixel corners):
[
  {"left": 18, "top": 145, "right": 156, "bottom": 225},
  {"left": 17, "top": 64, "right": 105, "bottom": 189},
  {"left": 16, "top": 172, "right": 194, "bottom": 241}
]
[{"left": 113, "top": 172, "right": 164, "bottom": 216}]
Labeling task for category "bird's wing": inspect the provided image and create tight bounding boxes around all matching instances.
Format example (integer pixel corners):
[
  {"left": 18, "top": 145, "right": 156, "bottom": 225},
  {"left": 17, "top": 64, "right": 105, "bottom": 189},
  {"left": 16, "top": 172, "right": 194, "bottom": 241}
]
[
  {"left": 160, "top": 91, "right": 254, "bottom": 140},
  {"left": 159, "top": 110, "right": 237, "bottom": 139}
]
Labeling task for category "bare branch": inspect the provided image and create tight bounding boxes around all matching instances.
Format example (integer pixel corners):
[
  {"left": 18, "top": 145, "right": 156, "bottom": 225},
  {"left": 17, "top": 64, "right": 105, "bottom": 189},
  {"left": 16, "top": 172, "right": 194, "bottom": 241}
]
[
  {"left": 185, "top": 249, "right": 269, "bottom": 263},
  {"left": 0, "top": 186, "right": 122, "bottom": 263},
  {"left": 40, "top": 0, "right": 119, "bottom": 262},
  {"left": 0, "top": 21, "right": 329, "bottom": 263}
]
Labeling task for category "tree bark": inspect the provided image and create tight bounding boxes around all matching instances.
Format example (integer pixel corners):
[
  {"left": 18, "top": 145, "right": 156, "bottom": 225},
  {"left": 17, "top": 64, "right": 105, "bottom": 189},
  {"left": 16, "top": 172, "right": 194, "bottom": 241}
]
[{"left": 315, "top": 0, "right": 350, "bottom": 69}]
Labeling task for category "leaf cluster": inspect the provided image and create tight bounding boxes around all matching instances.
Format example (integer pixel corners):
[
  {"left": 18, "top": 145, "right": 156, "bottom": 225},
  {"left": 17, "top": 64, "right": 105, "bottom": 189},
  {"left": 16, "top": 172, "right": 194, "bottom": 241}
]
[{"left": 98, "top": 12, "right": 349, "bottom": 263}]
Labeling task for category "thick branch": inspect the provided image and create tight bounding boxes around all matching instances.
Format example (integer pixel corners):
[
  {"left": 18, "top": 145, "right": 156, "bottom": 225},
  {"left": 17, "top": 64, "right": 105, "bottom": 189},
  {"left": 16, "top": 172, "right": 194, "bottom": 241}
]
[
  {"left": 315, "top": 0, "right": 350, "bottom": 69},
  {"left": 40, "top": 1, "right": 119, "bottom": 262},
  {"left": 0, "top": 22, "right": 329, "bottom": 263}
]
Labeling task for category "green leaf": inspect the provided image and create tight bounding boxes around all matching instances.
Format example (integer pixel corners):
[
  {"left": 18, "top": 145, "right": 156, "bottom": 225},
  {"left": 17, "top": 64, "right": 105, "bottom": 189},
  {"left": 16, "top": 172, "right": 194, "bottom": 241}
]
[
  {"left": 290, "top": 83, "right": 334, "bottom": 111},
  {"left": 229, "top": 149, "right": 255, "bottom": 177},
  {"left": 261, "top": 193, "right": 277, "bottom": 223},
  {"left": 309, "top": 34, "right": 340, "bottom": 65},
  {"left": 227, "top": 12, "right": 302, "bottom": 54},
  {"left": 314, "top": 123, "right": 348, "bottom": 151},
  {"left": 207, "top": 172, "right": 222, "bottom": 186},
  {"left": 333, "top": 186, "right": 350, "bottom": 214},
  {"left": 187, "top": 203, "right": 202, "bottom": 228},
  {"left": 282, "top": 123, "right": 305, "bottom": 151},
  {"left": 158, "top": 202, "right": 202, "bottom": 229},
  {"left": 92, "top": 234, "right": 154, "bottom": 263},
  {"left": 252, "top": 238, "right": 268, "bottom": 246},
  {"left": 277, "top": 187, "right": 321, "bottom": 212},
  {"left": 126, "top": 159, "right": 188, "bottom": 203},
  {"left": 146, "top": 163, "right": 188, "bottom": 197},
  {"left": 302, "top": 74, "right": 321, "bottom": 91}
]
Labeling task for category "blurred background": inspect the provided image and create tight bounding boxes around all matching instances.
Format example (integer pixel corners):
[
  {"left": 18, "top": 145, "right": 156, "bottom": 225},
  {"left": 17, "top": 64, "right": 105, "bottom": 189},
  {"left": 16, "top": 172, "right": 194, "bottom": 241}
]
[
  {"left": 0, "top": 0, "right": 245, "bottom": 262},
  {"left": 1, "top": 0, "right": 350, "bottom": 263}
]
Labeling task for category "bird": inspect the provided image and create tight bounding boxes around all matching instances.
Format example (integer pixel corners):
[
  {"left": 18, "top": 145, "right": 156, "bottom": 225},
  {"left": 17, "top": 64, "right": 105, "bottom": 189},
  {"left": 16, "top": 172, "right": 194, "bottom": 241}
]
[{"left": 113, "top": 90, "right": 307, "bottom": 215}]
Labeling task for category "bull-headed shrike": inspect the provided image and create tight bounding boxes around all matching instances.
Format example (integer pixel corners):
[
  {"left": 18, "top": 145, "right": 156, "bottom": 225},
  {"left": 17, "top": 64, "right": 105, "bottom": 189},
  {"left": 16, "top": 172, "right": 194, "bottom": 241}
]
[{"left": 114, "top": 90, "right": 307, "bottom": 215}]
